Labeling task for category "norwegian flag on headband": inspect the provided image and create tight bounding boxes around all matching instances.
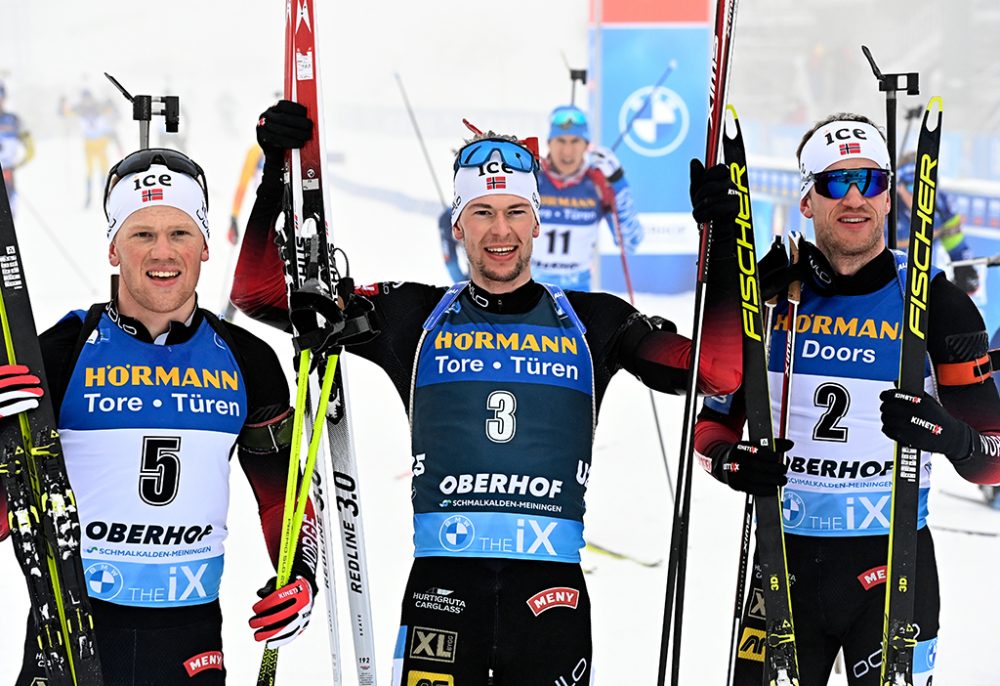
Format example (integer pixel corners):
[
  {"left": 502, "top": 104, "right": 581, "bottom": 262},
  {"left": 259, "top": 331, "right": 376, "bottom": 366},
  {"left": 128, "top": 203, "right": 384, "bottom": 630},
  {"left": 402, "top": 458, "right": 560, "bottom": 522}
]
[
  {"left": 839, "top": 142, "right": 861, "bottom": 156},
  {"left": 142, "top": 188, "right": 164, "bottom": 202},
  {"left": 486, "top": 176, "right": 506, "bottom": 190}
]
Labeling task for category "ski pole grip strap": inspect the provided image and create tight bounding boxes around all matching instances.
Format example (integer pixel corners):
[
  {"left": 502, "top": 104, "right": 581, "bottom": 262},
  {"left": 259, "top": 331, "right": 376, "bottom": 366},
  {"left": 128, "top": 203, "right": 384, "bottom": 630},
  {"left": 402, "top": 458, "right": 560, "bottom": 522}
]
[
  {"left": 293, "top": 321, "right": 346, "bottom": 356},
  {"left": 936, "top": 355, "right": 992, "bottom": 386},
  {"left": 338, "top": 310, "right": 378, "bottom": 346},
  {"left": 238, "top": 410, "right": 294, "bottom": 454}
]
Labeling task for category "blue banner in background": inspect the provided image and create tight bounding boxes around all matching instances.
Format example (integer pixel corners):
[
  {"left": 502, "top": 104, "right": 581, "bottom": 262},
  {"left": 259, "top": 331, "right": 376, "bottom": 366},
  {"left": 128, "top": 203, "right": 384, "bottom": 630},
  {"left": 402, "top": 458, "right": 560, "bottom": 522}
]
[{"left": 593, "top": 26, "right": 710, "bottom": 294}]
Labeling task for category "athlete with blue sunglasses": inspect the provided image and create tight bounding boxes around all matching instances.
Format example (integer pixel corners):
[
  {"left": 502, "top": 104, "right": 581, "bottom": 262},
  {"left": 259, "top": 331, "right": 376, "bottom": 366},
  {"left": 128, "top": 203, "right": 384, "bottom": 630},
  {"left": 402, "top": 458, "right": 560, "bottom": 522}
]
[
  {"left": 236, "top": 101, "right": 745, "bottom": 685},
  {"left": 698, "top": 112, "right": 1000, "bottom": 686}
]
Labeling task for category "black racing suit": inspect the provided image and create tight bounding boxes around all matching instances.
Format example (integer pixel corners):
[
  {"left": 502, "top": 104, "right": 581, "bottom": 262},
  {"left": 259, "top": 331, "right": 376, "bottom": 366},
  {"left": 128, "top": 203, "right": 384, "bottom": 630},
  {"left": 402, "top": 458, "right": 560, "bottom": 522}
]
[
  {"left": 696, "top": 248, "right": 1000, "bottom": 685},
  {"left": 229, "top": 165, "right": 743, "bottom": 684},
  {"left": 10, "top": 304, "right": 313, "bottom": 686}
]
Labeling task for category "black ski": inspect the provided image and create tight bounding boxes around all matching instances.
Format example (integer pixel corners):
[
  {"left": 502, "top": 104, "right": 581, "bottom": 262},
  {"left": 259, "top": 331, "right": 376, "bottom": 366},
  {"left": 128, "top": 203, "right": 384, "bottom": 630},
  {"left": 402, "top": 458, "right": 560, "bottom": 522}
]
[
  {"left": 880, "top": 97, "right": 943, "bottom": 686},
  {"left": 0, "top": 166, "right": 104, "bottom": 686},
  {"left": 658, "top": 0, "right": 740, "bottom": 683},
  {"left": 723, "top": 107, "right": 800, "bottom": 686}
]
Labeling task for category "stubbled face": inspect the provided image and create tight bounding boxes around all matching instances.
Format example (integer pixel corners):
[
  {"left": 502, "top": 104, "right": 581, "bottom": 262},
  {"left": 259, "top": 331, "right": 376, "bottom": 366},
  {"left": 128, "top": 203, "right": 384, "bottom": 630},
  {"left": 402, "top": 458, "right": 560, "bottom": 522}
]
[
  {"left": 548, "top": 135, "right": 588, "bottom": 176},
  {"left": 454, "top": 194, "right": 539, "bottom": 293},
  {"left": 800, "top": 157, "right": 890, "bottom": 271},
  {"left": 109, "top": 205, "right": 208, "bottom": 325}
]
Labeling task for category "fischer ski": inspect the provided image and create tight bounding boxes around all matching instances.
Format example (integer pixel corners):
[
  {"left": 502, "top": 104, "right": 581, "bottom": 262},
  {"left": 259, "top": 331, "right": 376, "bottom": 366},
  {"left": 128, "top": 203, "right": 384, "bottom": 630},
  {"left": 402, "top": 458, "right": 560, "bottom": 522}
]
[
  {"left": 880, "top": 97, "right": 943, "bottom": 686},
  {"left": 0, "top": 166, "right": 104, "bottom": 686},
  {"left": 723, "top": 108, "right": 800, "bottom": 685}
]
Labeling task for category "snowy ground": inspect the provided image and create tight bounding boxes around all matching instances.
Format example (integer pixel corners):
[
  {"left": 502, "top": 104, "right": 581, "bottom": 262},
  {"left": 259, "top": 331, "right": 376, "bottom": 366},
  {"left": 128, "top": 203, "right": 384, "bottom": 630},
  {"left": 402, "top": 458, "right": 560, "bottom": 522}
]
[{"left": 1, "top": 128, "right": 998, "bottom": 685}]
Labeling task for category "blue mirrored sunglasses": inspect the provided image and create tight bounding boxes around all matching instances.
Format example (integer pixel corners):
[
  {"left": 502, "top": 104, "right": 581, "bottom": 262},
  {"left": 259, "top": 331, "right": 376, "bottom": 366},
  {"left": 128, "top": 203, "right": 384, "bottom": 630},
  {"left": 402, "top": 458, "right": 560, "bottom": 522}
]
[
  {"left": 550, "top": 109, "right": 587, "bottom": 128},
  {"left": 454, "top": 138, "right": 538, "bottom": 173},
  {"left": 809, "top": 168, "right": 891, "bottom": 200}
]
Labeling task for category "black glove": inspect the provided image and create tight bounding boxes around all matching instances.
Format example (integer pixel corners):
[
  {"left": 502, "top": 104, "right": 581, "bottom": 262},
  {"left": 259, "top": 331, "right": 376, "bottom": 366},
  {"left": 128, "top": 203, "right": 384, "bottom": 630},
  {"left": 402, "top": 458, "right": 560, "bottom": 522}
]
[
  {"left": 689, "top": 159, "right": 740, "bottom": 228},
  {"left": 647, "top": 315, "right": 678, "bottom": 334},
  {"left": 714, "top": 438, "right": 791, "bottom": 496},
  {"left": 952, "top": 264, "right": 980, "bottom": 294},
  {"left": 758, "top": 237, "right": 792, "bottom": 301},
  {"left": 879, "top": 390, "right": 975, "bottom": 462},
  {"left": 256, "top": 100, "right": 313, "bottom": 169},
  {"left": 758, "top": 237, "right": 837, "bottom": 301},
  {"left": 339, "top": 290, "right": 379, "bottom": 347}
]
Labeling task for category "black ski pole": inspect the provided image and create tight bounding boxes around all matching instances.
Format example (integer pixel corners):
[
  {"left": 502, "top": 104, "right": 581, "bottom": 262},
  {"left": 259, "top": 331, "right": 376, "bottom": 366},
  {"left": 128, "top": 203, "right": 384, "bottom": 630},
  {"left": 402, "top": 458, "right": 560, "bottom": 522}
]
[
  {"left": 17, "top": 195, "right": 98, "bottom": 296},
  {"left": 393, "top": 72, "right": 448, "bottom": 209},
  {"left": 899, "top": 105, "right": 923, "bottom": 157},
  {"left": 394, "top": 73, "right": 469, "bottom": 281},
  {"left": 860, "top": 47, "right": 919, "bottom": 251},
  {"left": 951, "top": 253, "right": 1000, "bottom": 268}
]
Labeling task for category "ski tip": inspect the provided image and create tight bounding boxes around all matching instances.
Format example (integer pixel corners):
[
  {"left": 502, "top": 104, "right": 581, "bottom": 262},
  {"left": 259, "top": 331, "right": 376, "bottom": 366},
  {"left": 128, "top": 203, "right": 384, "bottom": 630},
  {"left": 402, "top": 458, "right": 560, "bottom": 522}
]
[
  {"left": 924, "top": 97, "right": 944, "bottom": 131},
  {"left": 723, "top": 104, "right": 740, "bottom": 139},
  {"left": 669, "top": 58, "right": 679, "bottom": 70}
]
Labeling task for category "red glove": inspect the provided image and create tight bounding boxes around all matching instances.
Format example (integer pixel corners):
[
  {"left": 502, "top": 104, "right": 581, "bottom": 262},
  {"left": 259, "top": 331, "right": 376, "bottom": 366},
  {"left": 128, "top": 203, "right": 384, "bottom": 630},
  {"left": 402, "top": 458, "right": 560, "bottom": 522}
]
[
  {"left": 0, "top": 364, "right": 43, "bottom": 419},
  {"left": 249, "top": 576, "right": 315, "bottom": 649}
]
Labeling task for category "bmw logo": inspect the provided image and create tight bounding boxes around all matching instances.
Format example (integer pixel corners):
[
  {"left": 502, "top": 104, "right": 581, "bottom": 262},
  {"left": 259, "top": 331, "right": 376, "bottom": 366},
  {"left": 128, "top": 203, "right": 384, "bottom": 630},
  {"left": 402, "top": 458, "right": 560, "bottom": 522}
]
[
  {"left": 84, "top": 561, "right": 124, "bottom": 600},
  {"left": 782, "top": 491, "right": 807, "bottom": 529},
  {"left": 617, "top": 85, "right": 690, "bottom": 158},
  {"left": 439, "top": 514, "right": 475, "bottom": 552}
]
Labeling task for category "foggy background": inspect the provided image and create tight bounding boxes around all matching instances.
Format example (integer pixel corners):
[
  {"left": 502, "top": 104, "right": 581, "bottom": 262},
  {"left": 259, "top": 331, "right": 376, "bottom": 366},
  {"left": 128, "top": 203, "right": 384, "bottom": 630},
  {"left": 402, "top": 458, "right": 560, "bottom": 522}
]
[
  {"left": 2, "top": 2, "right": 998, "bottom": 685},
  {"left": 3, "top": 0, "right": 998, "bottom": 198}
]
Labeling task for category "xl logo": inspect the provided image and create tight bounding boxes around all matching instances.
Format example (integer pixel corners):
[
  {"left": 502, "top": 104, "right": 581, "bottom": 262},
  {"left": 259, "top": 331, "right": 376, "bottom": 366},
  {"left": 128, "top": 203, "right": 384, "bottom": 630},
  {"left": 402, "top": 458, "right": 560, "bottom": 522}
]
[
  {"left": 617, "top": 85, "right": 690, "bottom": 158},
  {"left": 747, "top": 588, "right": 766, "bottom": 621},
  {"left": 409, "top": 627, "right": 458, "bottom": 664}
]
